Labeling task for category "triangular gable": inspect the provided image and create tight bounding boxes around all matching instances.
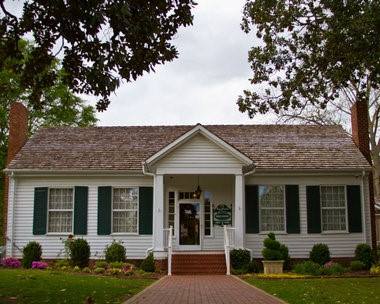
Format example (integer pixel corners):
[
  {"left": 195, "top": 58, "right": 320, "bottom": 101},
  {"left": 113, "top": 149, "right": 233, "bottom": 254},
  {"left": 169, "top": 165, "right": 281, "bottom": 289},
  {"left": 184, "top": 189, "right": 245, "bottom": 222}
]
[{"left": 143, "top": 124, "right": 254, "bottom": 172}]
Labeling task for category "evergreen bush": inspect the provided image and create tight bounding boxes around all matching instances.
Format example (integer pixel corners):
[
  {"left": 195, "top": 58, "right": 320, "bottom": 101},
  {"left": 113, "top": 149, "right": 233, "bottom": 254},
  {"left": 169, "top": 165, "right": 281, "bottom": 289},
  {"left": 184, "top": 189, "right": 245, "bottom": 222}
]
[
  {"left": 309, "top": 243, "right": 330, "bottom": 265},
  {"left": 22, "top": 241, "right": 42, "bottom": 268},
  {"left": 105, "top": 241, "right": 126, "bottom": 263}
]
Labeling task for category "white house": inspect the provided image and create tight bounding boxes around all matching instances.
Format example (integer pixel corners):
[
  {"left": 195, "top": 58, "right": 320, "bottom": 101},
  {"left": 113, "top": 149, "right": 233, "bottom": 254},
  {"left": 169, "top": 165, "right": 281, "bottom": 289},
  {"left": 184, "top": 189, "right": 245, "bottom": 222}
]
[{"left": 3, "top": 102, "right": 377, "bottom": 274}]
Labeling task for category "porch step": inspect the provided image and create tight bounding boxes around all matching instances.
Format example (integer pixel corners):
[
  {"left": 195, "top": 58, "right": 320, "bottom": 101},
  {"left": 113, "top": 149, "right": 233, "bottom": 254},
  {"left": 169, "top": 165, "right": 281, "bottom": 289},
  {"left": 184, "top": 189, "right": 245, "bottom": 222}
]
[{"left": 172, "top": 253, "right": 226, "bottom": 275}]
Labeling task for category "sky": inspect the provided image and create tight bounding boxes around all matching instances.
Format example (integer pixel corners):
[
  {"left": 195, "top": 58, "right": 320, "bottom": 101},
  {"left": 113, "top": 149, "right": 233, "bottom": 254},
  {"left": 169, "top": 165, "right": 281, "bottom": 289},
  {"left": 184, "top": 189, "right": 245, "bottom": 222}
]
[
  {"left": 6, "top": 0, "right": 276, "bottom": 126},
  {"left": 93, "top": 0, "right": 275, "bottom": 126}
]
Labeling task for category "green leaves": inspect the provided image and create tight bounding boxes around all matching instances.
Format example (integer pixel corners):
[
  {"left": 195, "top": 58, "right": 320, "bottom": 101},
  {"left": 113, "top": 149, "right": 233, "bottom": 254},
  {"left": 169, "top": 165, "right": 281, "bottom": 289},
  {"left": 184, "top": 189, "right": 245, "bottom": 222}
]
[
  {"left": 239, "top": 0, "right": 380, "bottom": 116},
  {"left": 1, "top": 1, "right": 196, "bottom": 111}
]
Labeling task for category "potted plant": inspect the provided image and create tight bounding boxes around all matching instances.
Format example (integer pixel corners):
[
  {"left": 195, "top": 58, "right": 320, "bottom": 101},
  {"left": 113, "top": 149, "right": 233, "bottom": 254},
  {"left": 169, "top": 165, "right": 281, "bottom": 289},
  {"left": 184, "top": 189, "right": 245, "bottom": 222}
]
[{"left": 261, "top": 233, "right": 289, "bottom": 274}]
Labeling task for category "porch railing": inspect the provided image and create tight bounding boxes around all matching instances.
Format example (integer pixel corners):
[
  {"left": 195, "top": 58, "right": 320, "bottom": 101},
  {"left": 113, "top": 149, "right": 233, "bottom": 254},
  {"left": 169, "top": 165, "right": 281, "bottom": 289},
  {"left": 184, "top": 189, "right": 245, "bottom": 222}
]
[
  {"left": 163, "top": 226, "right": 173, "bottom": 276},
  {"left": 223, "top": 225, "right": 235, "bottom": 275}
]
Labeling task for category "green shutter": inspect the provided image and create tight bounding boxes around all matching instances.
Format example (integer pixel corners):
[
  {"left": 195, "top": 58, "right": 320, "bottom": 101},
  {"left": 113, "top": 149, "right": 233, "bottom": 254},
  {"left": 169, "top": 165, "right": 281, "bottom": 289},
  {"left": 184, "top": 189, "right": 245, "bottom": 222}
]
[
  {"left": 98, "top": 186, "right": 112, "bottom": 235},
  {"left": 33, "top": 187, "right": 48, "bottom": 235},
  {"left": 286, "top": 185, "right": 300, "bottom": 233},
  {"left": 74, "top": 186, "right": 88, "bottom": 235},
  {"left": 347, "top": 185, "right": 362, "bottom": 233},
  {"left": 139, "top": 187, "right": 153, "bottom": 235},
  {"left": 245, "top": 185, "right": 259, "bottom": 233},
  {"left": 306, "top": 186, "right": 321, "bottom": 233}
]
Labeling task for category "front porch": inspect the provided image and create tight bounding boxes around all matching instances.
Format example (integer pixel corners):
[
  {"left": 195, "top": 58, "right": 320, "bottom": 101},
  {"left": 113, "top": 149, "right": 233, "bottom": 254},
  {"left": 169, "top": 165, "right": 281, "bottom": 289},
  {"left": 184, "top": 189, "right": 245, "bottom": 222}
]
[{"left": 152, "top": 174, "right": 244, "bottom": 258}]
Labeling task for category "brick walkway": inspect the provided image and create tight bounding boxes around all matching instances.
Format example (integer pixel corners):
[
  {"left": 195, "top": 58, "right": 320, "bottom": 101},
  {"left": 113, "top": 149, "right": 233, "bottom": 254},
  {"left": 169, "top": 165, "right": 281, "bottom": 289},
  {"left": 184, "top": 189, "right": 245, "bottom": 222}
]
[{"left": 124, "top": 275, "right": 284, "bottom": 304}]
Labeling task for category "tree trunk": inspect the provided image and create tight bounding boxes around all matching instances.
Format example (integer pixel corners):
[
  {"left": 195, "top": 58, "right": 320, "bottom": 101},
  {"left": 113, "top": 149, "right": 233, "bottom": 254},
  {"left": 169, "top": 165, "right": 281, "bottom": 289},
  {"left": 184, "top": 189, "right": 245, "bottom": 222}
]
[{"left": 371, "top": 152, "right": 380, "bottom": 198}]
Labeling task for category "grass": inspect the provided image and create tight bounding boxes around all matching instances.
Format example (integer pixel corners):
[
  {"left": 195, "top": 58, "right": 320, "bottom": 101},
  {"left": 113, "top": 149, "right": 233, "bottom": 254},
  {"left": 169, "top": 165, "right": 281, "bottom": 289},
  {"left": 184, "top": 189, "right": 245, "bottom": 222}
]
[
  {"left": 0, "top": 268, "right": 155, "bottom": 304},
  {"left": 246, "top": 276, "right": 380, "bottom": 304}
]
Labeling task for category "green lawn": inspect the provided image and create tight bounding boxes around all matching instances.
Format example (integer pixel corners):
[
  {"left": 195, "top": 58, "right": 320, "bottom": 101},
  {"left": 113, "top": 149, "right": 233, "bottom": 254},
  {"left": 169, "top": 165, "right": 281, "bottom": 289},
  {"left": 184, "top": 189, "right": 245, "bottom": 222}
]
[
  {"left": 246, "top": 276, "right": 380, "bottom": 304},
  {"left": 0, "top": 269, "right": 155, "bottom": 304}
]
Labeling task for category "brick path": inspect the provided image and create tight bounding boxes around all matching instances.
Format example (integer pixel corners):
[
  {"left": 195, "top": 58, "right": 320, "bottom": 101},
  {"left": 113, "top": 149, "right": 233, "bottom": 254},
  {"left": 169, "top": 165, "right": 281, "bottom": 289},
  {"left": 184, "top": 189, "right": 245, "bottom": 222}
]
[{"left": 124, "top": 275, "right": 284, "bottom": 304}]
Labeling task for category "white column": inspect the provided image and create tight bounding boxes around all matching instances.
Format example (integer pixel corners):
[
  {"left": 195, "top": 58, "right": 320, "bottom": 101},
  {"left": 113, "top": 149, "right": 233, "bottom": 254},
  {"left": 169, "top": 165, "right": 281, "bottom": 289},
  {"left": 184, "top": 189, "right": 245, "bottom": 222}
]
[
  {"left": 234, "top": 174, "right": 245, "bottom": 248},
  {"left": 152, "top": 174, "right": 166, "bottom": 258}
]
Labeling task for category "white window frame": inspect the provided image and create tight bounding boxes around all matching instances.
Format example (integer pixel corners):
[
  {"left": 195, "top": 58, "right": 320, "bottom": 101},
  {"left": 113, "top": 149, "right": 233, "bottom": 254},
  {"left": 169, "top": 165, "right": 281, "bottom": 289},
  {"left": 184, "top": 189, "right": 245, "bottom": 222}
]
[
  {"left": 258, "top": 185, "right": 286, "bottom": 233},
  {"left": 111, "top": 187, "right": 139, "bottom": 235},
  {"left": 320, "top": 185, "right": 348, "bottom": 233},
  {"left": 167, "top": 190, "right": 176, "bottom": 236},
  {"left": 47, "top": 187, "right": 74, "bottom": 235}
]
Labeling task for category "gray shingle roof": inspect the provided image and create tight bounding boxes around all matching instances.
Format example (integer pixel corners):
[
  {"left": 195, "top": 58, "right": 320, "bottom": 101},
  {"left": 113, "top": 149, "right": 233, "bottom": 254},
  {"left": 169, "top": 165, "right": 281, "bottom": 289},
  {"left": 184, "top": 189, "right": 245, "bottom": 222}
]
[{"left": 7, "top": 124, "right": 371, "bottom": 172}]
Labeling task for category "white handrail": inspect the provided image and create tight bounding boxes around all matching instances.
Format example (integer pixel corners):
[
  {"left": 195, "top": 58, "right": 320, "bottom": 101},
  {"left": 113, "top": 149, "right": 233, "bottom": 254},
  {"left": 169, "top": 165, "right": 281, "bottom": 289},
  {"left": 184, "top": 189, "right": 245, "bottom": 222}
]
[
  {"left": 163, "top": 226, "right": 173, "bottom": 276},
  {"left": 223, "top": 225, "right": 235, "bottom": 275}
]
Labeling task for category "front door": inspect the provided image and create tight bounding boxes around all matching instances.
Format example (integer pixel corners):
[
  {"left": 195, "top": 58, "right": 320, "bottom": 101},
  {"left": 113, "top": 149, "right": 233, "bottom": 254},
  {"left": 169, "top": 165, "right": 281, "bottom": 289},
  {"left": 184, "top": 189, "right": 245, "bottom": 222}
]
[{"left": 178, "top": 201, "right": 201, "bottom": 250}]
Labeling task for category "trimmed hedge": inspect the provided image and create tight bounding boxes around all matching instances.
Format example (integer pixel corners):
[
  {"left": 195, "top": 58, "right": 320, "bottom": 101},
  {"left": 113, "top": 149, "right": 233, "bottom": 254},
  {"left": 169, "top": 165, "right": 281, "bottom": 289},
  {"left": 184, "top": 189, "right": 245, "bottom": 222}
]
[
  {"left": 69, "top": 238, "right": 90, "bottom": 268},
  {"left": 355, "top": 244, "right": 373, "bottom": 269},
  {"left": 309, "top": 243, "right": 330, "bottom": 265},
  {"left": 105, "top": 241, "right": 126, "bottom": 263},
  {"left": 22, "top": 241, "right": 42, "bottom": 268},
  {"left": 230, "top": 249, "right": 250, "bottom": 270}
]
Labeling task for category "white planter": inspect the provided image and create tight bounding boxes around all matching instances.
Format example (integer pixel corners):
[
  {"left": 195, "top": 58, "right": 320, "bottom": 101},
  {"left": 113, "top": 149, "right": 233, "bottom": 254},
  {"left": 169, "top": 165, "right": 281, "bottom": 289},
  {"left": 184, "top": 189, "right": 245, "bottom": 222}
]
[{"left": 262, "top": 260, "right": 284, "bottom": 274}]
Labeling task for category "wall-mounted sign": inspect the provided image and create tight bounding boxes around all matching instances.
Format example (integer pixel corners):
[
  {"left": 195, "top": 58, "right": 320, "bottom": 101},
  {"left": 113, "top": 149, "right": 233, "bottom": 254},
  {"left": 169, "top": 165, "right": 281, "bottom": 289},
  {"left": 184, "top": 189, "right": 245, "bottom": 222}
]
[{"left": 213, "top": 204, "right": 232, "bottom": 226}]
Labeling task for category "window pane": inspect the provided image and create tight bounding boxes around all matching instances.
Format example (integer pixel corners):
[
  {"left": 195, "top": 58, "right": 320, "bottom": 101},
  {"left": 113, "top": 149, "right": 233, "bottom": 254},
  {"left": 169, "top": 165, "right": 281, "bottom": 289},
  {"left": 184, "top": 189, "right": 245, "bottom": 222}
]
[
  {"left": 48, "top": 211, "right": 72, "bottom": 233},
  {"left": 321, "top": 186, "right": 345, "bottom": 208},
  {"left": 260, "top": 208, "right": 285, "bottom": 231},
  {"left": 113, "top": 211, "right": 138, "bottom": 233},
  {"left": 322, "top": 208, "right": 346, "bottom": 231},
  {"left": 113, "top": 188, "right": 138, "bottom": 210},
  {"left": 49, "top": 188, "right": 73, "bottom": 209},
  {"left": 259, "top": 186, "right": 284, "bottom": 208}
]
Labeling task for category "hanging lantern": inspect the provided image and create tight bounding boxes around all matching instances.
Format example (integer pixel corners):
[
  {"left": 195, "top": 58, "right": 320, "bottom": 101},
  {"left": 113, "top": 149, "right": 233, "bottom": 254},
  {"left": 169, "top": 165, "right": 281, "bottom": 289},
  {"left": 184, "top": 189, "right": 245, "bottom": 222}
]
[{"left": 193, "top": 176, "right": 202, "bottom": 199}]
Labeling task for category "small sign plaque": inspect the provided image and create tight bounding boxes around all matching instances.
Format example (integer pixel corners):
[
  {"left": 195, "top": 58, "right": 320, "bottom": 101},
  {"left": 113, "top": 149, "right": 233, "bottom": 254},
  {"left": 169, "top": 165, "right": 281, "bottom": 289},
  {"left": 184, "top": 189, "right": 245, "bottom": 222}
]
[{"left": 213, "top": 204, "right": 232, "bottom": 226}]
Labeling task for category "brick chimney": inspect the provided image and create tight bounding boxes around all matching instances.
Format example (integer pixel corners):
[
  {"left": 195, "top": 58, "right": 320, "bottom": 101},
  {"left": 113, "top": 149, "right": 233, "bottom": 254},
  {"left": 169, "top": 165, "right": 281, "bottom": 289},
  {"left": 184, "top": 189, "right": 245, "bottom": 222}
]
[
  {"left": 351, "top": 100, "right": 371, "bottom": 163},
  {"left": 351, "top": 100, "right": 377, "bottom": 249},
  {"left": 3, "top": 102, "right": 28, "bottom": 242}
]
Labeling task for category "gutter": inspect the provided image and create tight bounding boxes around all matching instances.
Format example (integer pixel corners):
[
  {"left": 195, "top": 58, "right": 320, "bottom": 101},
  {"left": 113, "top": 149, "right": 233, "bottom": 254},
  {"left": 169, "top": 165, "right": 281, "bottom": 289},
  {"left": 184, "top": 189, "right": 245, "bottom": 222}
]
[
  {"left": 361, "top": 171, "right": 367, "bottom": 244},
  {"left": 3, "top": 168, "right": 144, "bottom": 177}
]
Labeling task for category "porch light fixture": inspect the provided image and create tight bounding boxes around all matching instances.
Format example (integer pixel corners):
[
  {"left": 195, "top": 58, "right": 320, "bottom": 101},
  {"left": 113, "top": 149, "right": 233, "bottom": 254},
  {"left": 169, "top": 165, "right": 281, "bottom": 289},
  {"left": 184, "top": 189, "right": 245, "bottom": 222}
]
[{"left": 193, "top": 176, "right": 202, "bottom": 199}]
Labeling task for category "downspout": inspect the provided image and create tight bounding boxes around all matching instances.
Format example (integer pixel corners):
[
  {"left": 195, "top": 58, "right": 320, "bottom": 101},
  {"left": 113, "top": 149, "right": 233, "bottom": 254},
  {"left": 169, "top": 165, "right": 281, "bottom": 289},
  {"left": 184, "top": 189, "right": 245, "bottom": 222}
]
[{"left": 361, "top": 171, "right": 367, "bottom": 244}]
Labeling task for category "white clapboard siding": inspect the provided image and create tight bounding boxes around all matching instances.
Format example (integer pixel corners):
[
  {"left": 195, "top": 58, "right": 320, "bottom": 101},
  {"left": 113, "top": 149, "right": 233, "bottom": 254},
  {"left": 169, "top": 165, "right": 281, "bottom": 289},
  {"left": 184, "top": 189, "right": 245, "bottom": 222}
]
[
  {"left": 245, "top": 175, "right": 372, "bottom": 258},
  {"left": 157, "top": 134, "right": 243, "bottom": 170},
  {"left": 9, "top": 176, "right": 153, "bottom": 259}
]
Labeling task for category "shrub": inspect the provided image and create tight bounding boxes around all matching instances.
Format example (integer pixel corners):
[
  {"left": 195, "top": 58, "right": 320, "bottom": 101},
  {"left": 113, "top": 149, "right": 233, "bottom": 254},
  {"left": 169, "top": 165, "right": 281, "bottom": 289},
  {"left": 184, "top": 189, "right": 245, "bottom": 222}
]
[
  {"left": 109, "top": 261, "right": 124, "bottom": 269},
  {"left": 55, "top": 259, "right": 70, "bottom": 268},
  {"left": 105, "top": 241, "right": 126, "bottom": 263},
  {"left": 82, "top": 267, "right": 91, "bottom": 273},
  {"left": 1, "top": 257, "right": 21, "bottom": 268},
  {"left": 355, "top": 244, "right": 373, "bottom": 269},
  {"left": 31, "top": 261, "right": 48, "bottom": 269},
  {"left": 230, "top": 249, "right": 251, "bottom": 269},
  {"left": 231, "top": 267, "right": 248, "bottom": 275},
  {"left": 262, "top": 233, "right": 289, "bottom": 262},
  {"left": 140, "top": 252, "right": 155, "bottom": 272},
  {"left": 22, "top": 241, "right": 42, "bottom": 268},
  {"left": 68, "top": 238, "right": 91, "bottom": 268},
  {"left": 95, "top": 260, "right": 108, "bottom": 269},
  {"left": 247, "top": 260, "right": 262, "bottom": 273},
  {"left": 309, "top": 244, "right": 331, "bottom": 265},
  {"left": 370, "top": 265, "right": 380, "bottom": 275},
  {"left": 293, "top": 261, "right": 322, "bottom": 276},
  {"left": 350, "top": 260, "right": 366, "bottom": 271},
  {"left": 94, "top": 267, "right": 105, "bottom": 274},
  {"left": 122, "top": 263, "right": 134, "bottom": 274},
  {"left": 322, "top": 261, "right": 346, "bottom": 275},
  {"left": 108, "top": 268, "right": 122, "bottom": 275},
  {"left": 73, "top": 266, "right": 81, "bottom": 272}
]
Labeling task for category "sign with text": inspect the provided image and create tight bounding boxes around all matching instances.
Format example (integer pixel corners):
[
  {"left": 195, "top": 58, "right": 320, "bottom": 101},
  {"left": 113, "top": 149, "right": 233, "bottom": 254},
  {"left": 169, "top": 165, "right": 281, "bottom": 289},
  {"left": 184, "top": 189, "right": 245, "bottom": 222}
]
[{"left": 213, "top": 204, "right": 232, "bottom": 226}]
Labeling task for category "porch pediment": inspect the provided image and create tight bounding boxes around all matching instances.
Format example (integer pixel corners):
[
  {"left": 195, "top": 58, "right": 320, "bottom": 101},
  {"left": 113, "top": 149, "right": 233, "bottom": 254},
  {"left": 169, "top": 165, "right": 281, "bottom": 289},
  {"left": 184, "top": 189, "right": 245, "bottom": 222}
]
[{"left": 143, "top": 124, "right": 254, "bottom": 174}]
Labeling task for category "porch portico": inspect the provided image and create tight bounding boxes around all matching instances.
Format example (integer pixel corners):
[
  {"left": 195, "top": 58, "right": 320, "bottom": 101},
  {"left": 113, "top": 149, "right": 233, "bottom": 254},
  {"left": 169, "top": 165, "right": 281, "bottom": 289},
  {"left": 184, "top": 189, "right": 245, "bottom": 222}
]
[{"left": 142, "top": 124, "right": 254, "bottom": 259}]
